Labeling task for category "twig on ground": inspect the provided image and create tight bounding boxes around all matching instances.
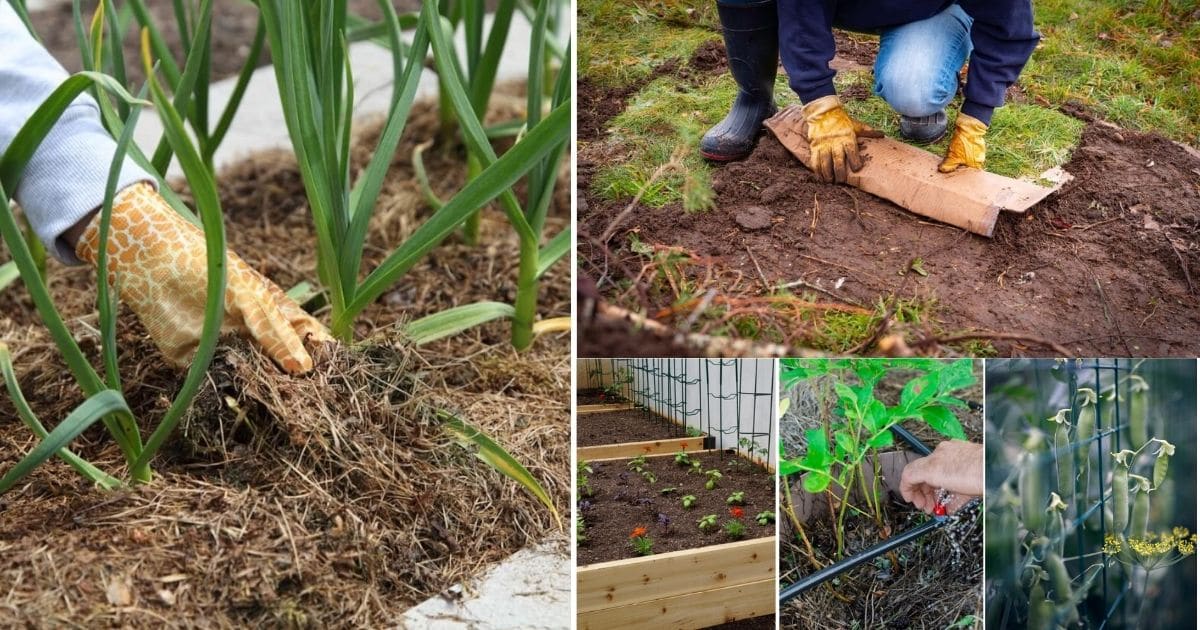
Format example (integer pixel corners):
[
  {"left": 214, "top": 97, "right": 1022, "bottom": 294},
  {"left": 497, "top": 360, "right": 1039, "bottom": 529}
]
[
  {"left": 598, "top": 146, "right": 687, "bottom": 243},
  {"left": 778, "top": 278, "right": 866, "bottom": 309},
  {"left": 809, "top": 193, "right": 820, "bottom": 238},
  {"left": 744, "top": 241, "right": 771, "bottom": 294},
  {"left": 912, "top": 331, "right": 1073, "bottom": 356},
  {"left": 683, "top": 289, "right": 718, "bottom": 331},
  {"left": 1163, "top": 232, "right": 1196, "bottom": 294}
]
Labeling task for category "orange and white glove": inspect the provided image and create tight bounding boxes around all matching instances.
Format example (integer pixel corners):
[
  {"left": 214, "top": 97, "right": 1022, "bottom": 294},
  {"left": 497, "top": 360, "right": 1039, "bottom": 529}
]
[
  {"left": 74, "top": 182, "right": 331, "bottom": 374},
  {"left": 938, "top": 113, "right": 988, "bottom": 173},
  {"left": 801, "top": 95, "right": 884, "bottom": 184}
]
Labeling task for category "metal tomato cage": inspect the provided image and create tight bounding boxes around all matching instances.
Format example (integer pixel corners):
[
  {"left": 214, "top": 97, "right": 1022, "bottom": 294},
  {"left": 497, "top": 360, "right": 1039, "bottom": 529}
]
[{"left": 583, "top": 358, "right": 776, "bottom": 463}]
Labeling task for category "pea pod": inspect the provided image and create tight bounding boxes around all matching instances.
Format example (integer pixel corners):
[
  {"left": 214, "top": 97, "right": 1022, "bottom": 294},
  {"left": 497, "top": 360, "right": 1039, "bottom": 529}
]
[
  {"left": 1051, "top": 409, "right": 1073, "bottom": 504},
  {"left": 986, "top": 499, "right": 1018, "bottom": 582},
  {"left": 1021, "top": 432, "right": 1049, "bottom": 534},
  {"left": 1046, "top": 493, "right": 1067, "bottom": 556},
  {"left": 1027, "top": 582, "right": 1054, "bottom": 630},
  {"left": 1130, "top": 487, "right": 1150, "bottom": 540},
  {"left": 1075, "top": 390, "right": 1096, "bottom": 502},
  {"left": 1111, "top": 454, "right": 1131, "bottom": 534},
  {"left": 1128, "top": 376, "right": 1149, "bottom": 448},
  {"left": 1153, "top": 440, "right": 1174, "bottom": 489}
]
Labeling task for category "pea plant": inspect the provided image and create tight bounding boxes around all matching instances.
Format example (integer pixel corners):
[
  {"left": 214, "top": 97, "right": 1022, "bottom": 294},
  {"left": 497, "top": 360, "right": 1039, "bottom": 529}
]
[
  {"left": 986, "top": 361, "right": 1195, "bottom": 629},
  {"left": 779, "top": 359, "right": 976, "bottom": 558}
]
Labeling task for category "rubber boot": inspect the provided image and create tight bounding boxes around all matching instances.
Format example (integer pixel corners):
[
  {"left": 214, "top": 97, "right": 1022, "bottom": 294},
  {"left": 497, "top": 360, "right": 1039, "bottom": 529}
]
[
  {"left": 899, "top": 110, "right": 948, "bottom": 144},
  {"left": 699, "top": 0, "right": 779, "bottom": 162}
]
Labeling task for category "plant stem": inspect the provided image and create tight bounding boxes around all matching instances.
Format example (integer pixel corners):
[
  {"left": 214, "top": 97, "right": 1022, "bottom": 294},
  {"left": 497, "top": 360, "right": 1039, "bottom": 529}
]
[
  {"left": 510, "top": 232, "right": 538, "bottom": 350},
  {"left": 462, "top": 155, "right": 483, "bottom": 244},
  {"left": 783, "top": 476, "right": 823, "bottom": 571}
]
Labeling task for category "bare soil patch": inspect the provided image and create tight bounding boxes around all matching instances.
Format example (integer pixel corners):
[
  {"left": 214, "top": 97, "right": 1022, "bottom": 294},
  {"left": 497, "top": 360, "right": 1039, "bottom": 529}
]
[
  {"left": 576, "top": 408, "right": 692, "bottom": 447},
  {"left": 576, "top": 450, "right": 773, "bottom": 565},
  {"left": 0, "top": 91, "right": 570, "bottom": 627}
]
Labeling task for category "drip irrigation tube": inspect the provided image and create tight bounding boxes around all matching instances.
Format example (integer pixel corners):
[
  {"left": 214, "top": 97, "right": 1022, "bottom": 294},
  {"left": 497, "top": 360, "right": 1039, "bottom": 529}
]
[
  {"left": 780, "top": 423, "right": 948, "bottom": 603},
  {"left": 780, "top": 514, "right": 948, "bottom": 603}
]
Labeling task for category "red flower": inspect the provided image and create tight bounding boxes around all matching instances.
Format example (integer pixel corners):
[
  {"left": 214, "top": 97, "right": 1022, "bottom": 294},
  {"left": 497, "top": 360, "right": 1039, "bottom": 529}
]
[
  {"left": 730, "top": 507, "right": 744, "bottom": 519},
  {"left": 630, "top": 526, "right": 648, "bottom": 539}
]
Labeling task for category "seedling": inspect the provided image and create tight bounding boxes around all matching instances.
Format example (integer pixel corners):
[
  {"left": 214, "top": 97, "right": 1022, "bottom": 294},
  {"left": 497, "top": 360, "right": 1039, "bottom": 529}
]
[
  {"left": 690, "top": 459, "right": 703, "bottom": 475},
  {"left": 656, "top": 512, "right": 672, "bottom": 532},
  {"left": 641, "top": 470, "right": 657, "bottom": 484},
  {"left": 682, "top": 495, "right": 698, "bottom": 509},
  {"left": 779, "top": 358, "right": 975, "bottom": 558},
  {"left": 674, "top": 448, "right": 692, "bottom": 467},
  {"left": 577, "top": 461, "right": 594, "bottom": 499},
  {"left": 686, "top": 426, "right": 703, "bottom": 438},
  {"left": 629, "top": 526, "right": 653, "bottom": 556},
  {"left": 724, "top": 520, "right": 746, "bottom": 540},
  {"left": 628, "top": 455, "right": 647, "bottom": 474},
  {"left": 660, "top": 486, "right": 677, "bottom": 495},
  {"left": 726, "top": 490, "right": 746, "bottom": 505},
  {"left": 756, "top": 511, "right": 775, "bottom": 526},
  {"left": 576, "top": 516, "right": 586, "bottom": 546},
  {"left": 704, "top": 469, "right": 722, "bottom": 490},
  {"left": 698, "top": 514, "right": 718, "bottom": 532}
]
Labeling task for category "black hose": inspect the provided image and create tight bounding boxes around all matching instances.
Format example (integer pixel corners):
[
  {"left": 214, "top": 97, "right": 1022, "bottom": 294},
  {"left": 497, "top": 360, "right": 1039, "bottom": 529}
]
[{"left": 779, "top": 515, "right": 948, "bottom": 603}]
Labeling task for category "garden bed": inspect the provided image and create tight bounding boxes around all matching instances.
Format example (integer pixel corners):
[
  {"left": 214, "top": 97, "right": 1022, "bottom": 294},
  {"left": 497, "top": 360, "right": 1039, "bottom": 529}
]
[
  {"left": 577, "top": 449, "right": 775, "bottom": 629},
  {"left": 577, "top": 387, "right": 627, "bottom": 406},
  {"left": 576, "top": 408, "right": 697, "bottom": 449},
  {"left": 578, "top": 30, "right": 1200, "bottom": 357},
  {"left": 0, "top": 92, "right": 570, "bottom": 626}
]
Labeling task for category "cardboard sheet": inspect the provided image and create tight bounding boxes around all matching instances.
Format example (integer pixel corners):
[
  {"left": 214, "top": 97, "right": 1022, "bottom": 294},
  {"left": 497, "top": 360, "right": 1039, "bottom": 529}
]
[{"left": 765, "top": 105, "right": 1071, "bottom": 237}]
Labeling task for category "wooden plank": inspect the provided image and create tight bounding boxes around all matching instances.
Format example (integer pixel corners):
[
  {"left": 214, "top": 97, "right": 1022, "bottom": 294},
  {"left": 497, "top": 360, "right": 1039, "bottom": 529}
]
[
  {"left": 577, "top": 537, "right": 775, "bottom": 613},
  {"left": 578, "top": 577, "right": 776, "bottom": 630},
  {"left": 586, "top": 447, "right": 721, "bottom": 464},
  {"left": 577, "top": 403, "right": 634, "bottom": 414},
  {"left": 577, "top": 436, "right": 707, "bottom": 461}
]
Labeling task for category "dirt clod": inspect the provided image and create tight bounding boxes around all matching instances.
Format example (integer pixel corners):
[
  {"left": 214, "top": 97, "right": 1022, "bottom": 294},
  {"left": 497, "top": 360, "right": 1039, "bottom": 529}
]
[{"left": 734, "top": 205, "right": 775, "bottom": 231}]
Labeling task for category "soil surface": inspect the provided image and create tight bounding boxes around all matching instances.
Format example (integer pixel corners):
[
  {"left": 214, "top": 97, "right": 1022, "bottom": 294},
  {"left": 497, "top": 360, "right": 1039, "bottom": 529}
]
[
  {"left": 577, "top": 388, "right": 626, "bottom": 405},
  {"left": 576, "top": 408, "right": 693, "bottom": 447},
  {"left": 576, "top": 450, "right": 774, "bottom": 565},
  {"left": 579, "top": 34, "right": 1200, "bottom": 357},
  {"left": 0, "top": 91, "right": 570, "bottom": 627}
]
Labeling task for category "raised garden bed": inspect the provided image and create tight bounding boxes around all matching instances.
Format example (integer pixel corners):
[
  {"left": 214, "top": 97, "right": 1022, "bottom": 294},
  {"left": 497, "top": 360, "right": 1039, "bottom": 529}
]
[
  {"left": 577, "top": 387, "right": 627, "bottom": 406},
  {"left": 577, "top": 449, "right": 776, "bottom": 629},
  {"left": 576, "top": 408, "right": 705, "bottom": 458}
]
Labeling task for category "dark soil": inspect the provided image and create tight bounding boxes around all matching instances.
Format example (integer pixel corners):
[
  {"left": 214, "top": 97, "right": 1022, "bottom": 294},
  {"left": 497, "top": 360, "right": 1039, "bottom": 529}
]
[
  {"left": 28, "top": 0, "right": 425, "bottom": 87},
  {"left": 576, "top": 450, "right": 774, "bottom": 565},
  {"left": 576, "top": 408, "right": 693, "bottom": 447},
  {"left": 577, "top": 388, "right": 626, "bottom": 405},
  {"left": 580, "top": 24, "right": 1200, "bottom": 357},
  {"left": 707, "top": 615, "right": 776, "bottom": 630},
  {"left": 0, "top": 92, "right": 570, "bottom": 626}
]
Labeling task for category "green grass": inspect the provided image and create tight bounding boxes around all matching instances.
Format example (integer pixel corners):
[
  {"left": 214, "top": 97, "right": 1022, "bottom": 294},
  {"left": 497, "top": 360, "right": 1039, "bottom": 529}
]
[
  {"left": 578, "top": 0, "right": 718, "bottom": 88},
  {"left": 1026, "top": 0, "right": 1200, "bottom": 145}
]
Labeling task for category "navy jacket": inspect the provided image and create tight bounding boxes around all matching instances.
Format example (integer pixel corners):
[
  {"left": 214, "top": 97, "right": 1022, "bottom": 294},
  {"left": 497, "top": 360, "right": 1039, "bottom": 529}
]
[{"left": 779, "top": 1, "right": 1039, "bottom": 124}]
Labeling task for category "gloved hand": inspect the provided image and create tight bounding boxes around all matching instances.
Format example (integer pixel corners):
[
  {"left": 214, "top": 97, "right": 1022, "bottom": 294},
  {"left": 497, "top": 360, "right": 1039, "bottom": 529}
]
[
  {"left": 801, "top": 95, "right": 884, "bottom": 184},
  {"left": 74, "top": 182, "right": 331, "bottom": 374},
  {"left": 938, "top": 113, "right": 988, "bottom": 173}
]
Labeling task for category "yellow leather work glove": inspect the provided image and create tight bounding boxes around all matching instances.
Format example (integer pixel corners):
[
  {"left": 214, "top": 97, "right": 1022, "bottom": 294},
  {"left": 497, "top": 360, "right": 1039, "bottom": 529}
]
[
  {"left": 938, "top": 113, "right": 988, "bottom": 173},
  {"left": 801, "top": 95, "right": 884, "bottom": 184},
  {"left": 75, "top": 182, "right": 331, "bottom": 374}
]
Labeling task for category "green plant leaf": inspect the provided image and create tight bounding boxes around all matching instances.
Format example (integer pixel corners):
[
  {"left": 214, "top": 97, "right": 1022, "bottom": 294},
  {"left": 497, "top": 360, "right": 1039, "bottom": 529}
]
[
  {"left": 868, "top": 430, "right": 894, "bottom": 448},
  {"left": 405, "top": 302, "right": 516, "bottom": 345},
  {"left": 802, "top": 471, "right": 832, "bottom": 493},
  {"left": 536, "top": 227, "right": 570, "bottom": 278},
  {"left": 0, "top": 389, "right": 130, "bottom": 494},
  {"left": 439, "top": 410, "right": 561, "bottom": 528},
  {"left": 900, "top": 371, "right": 937, "bottom": 413},
  {"left": 939, "top": 359, "right": 976, "bottom": 392},
  {"left": 833, "top": 429, "right": 853, "bottom": 460},
  {"left": 921, "top": 406, "right": 966, "bottom": 440},
  {"left": 802, "top": 428, "right": 832, "bottom": 470},
  {"left": 0, "top": 261, "right": 18, "bottom": 292},
  {"left": 863, "top": 398, "right": 889, "bottom": 433}
]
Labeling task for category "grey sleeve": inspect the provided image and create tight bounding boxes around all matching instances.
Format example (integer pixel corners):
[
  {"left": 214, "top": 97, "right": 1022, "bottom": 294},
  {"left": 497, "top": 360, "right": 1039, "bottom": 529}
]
[{"left": 0, "top": 2, "right": 154, "bottom": 264}]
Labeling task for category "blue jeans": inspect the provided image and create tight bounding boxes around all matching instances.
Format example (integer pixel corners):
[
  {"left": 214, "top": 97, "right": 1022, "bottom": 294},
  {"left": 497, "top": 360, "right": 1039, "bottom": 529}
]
[{"left": 873, "top": 4, "right": 973, "bottom": 117}]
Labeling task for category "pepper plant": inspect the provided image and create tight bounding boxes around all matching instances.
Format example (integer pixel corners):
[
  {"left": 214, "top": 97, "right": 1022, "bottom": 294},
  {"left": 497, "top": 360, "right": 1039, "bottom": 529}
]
[{"left": 779, "top": 358, "right": 976, "bottom": 558}]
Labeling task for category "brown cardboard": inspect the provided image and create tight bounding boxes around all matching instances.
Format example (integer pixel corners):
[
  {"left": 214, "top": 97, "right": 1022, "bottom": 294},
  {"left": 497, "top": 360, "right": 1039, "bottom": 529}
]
[{"left": 765, "top": 105, "right": 1071, "bottom": 237}]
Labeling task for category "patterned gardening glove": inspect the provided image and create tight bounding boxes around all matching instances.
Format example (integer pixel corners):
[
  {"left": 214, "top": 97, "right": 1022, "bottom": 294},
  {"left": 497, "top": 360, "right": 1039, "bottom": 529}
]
[
  {"left": 801, "top": 95, "right": 884, "bottom": 184},
  {"left": 938, "top": 113, "right": 988, "bottom": 173},
  {"left": 75, "top": 182, "right": 331, "bottom": 374}
]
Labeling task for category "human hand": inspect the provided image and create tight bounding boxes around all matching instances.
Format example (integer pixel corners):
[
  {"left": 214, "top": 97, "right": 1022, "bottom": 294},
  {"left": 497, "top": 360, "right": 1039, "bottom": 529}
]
[
  {"left": 937, "top": 112, "right": 987, "bottom": 173},
  {"left": 801, "top": 95, "right": 884, "bottom": 184},
  {"left": 73, "top": 182, "right": 331, "bottom": 374},
  {"left": 899, "top": 440, "right": 983, "bottom": 514}
]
